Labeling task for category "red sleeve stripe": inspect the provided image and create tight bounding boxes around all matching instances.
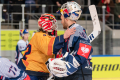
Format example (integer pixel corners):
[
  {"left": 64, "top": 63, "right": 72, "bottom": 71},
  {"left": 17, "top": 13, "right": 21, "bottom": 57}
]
[
  {"left": 23, "top": 75, "right": 30, "bottom": 80},
  {"left": 47, "top": 37, "right": 55, "bottom": 55}
]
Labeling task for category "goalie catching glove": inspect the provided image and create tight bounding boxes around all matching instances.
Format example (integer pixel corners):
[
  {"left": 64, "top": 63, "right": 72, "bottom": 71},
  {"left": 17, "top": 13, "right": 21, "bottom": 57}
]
[{"left": 46, "top": 52, "right": 80, "bottom": 77}]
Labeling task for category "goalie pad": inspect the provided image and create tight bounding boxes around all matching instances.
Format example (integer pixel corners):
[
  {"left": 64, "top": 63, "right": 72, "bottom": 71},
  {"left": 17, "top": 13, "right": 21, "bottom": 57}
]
[{"left": 46, "top": 52, "right": 80, "bottom": 77}]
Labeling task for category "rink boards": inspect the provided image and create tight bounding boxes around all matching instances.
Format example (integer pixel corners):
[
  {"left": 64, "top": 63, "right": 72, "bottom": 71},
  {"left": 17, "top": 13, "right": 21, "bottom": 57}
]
[{"left": 92, "top": 55, "right": 120, "bottom": 80}]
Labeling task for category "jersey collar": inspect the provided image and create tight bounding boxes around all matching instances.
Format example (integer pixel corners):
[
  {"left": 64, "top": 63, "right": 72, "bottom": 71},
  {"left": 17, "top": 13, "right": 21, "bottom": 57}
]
[{"left": 69, "top": 23, "right": 75, "bottom": 28}]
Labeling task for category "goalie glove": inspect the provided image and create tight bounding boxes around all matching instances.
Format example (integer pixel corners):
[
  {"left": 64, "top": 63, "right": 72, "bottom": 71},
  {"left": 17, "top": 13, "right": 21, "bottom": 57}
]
[{"left": 46, "top": 52, "right": 80, "bottom": 77}]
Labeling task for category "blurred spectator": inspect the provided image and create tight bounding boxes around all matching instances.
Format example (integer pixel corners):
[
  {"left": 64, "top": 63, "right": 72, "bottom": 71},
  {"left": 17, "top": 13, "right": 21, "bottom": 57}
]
[
  {"left": 114, "top": 0, "right": 120, "bottom": 29},
  {"left": 83, "top": 0, "right": 100, "bottom": 13},
  {"left": 84, "top": 0, "right": 100, "bottom": 6},
  {"left": 52, "top": 0, "right": 72, "bottom": 19},
  {"left": 52, "top": 0, "right": 72, "bottom": 13},
  {"left": 10, "top": 0, "right": 24, "bottom": 29},
  {"left": 113, "top": 0, "right": 116, "bottom": 3},
  {"left": 82, "top": 0, "right": 99, "bottom": 20},
  {"left": 25, "top": 0, "right": 35, "bottom": 13},
  {"left": 55, "top": 0, "right": 73, "bottom": 6},
  {"left": 1, "top": 0, "right": 9, "bottom": 21},
  {"left": 25, "top": 0, "right": 35, "bottom": 29},
  {"left": 0, "top": 0, "right": 4, "bottom": 3},
  {"left": 98, "top": 0, "right": 114, "bottom": 23},
  {"left": 36, "top": 0, "right": 53, "bottom": 13},
  {"left": 13, "top": 0, "right": 24, "bottom": 4},
  {"left": 75, "top": 0, "right": 84, "bottom": 5}
]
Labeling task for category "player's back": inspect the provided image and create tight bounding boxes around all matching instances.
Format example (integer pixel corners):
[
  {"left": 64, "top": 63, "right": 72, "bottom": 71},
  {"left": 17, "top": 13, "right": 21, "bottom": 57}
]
[{"left": 22, "top": 31, "right": 55, "bottom": 73}]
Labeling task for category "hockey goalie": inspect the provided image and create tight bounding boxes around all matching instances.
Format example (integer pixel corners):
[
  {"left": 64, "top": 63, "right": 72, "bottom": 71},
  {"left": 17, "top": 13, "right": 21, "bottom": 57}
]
[{"left": 46, "top": 1, "right": 101, "bottom": 80}]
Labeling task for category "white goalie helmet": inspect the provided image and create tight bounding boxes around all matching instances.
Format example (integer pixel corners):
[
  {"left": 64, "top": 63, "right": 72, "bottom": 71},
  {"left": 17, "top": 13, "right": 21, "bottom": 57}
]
[{"left": 57, "top": 1, "right": 82, "bottom": 21}]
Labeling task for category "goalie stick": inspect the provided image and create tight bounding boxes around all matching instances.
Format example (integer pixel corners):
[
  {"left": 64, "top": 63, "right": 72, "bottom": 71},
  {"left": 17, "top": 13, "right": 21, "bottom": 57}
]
[
  {"left": 47, "top": 5, "right": 101, "bottom": 80},
  {"left": 88, "top": 5, "right": 101, "bottom": 42}
]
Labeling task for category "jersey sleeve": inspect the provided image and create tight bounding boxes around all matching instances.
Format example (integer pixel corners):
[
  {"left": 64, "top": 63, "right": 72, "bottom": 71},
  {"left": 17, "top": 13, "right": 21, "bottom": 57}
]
[
  {"left": 68, "top": 27, "right": 90, "bottom": 50},
  {"left": 68, "top": 26, "right": 93, "bottom": 65},
  {"left": 0, "top": 58, "right": 30, "bottom": 80},
  {"left": 0, "top": 58, "right": 20, "bottom": 78},
  {"left": 36, "top": 34, "right": 64, "bottom": 56},
  {"left": 15, "top": 45, "right": 19, "bottom": 64}
]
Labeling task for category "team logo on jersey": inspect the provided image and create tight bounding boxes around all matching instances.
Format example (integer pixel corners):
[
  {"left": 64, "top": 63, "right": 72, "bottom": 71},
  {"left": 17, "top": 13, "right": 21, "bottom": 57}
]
[
  {"left": 81, "top": 46, "right": 89, "bottom": 55},
  {"left": 77, "top": 43, "right": 92, "bottom": 59},
  {"left": 43, "top": 34, "right": 46, "bottom": 36},
  {"left": 79, "top": 32, "right": 86, "bottom": 38},
  {"left": 20, "top": 46, "right": 25, "bottom": 49}
]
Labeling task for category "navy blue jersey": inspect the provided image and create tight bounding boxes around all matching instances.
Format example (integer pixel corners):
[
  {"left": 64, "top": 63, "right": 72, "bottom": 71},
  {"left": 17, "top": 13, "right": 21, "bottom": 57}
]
[{"left": 62, "top": 23, "right": 93, "bottom": 74}]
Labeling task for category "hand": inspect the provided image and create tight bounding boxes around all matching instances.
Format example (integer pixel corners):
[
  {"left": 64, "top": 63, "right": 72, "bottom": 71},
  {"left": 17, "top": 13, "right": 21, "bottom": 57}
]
[
  {"left": 118, "top": 15, "right": 120, "bottom": 18},
  {"left": 104, "top": 0, "right": 110, "bottom": 4},
  {"left": 63, "top": 27, "right": 76, "bottom": 39},
  {"left": 56, "top": 1, "right": 61, "bottom": 7},
  {"left": 106, "top": 0, "right": 110, "bottom": 4}
]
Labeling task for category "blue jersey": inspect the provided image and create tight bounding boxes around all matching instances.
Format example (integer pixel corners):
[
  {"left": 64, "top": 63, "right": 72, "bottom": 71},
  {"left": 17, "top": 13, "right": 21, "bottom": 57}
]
[{"left": 62, "top": 23, "right": 93, "bottom": 74}]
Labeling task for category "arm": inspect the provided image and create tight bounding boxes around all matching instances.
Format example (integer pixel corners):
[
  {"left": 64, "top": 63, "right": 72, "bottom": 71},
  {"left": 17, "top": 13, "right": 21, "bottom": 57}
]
[
  {"left": 17, "top": 42, "right": 27, "bottom": 53},
  {"left": 17, "top": 41, "right": 28, "bottom": 57},
  {"left": 15, "top": 42, "right": 27, "bottom": 64},
  {"left": 56, "top": 1, "right": 61, "bottom": 7},
  {"left": 68, "top": 27, "right": 93, "bottom": 64},
  {"left": 36, "top": 27, "right": 76, "bottom": 56},
  {"left": 0, "top": 58, "right": 21, "bottom": 78},
  {"left": 0, "top": 58, "right": 30, "bottom": 80}
]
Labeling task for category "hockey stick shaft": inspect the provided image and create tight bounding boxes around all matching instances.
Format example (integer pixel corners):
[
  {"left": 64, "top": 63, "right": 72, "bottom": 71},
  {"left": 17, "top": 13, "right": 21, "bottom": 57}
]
[
  {"left": 47, "top": 75, "right": 53, "bottom": 80},
  {"left": 88, "top": 5, "right": 101, "bottom": 43}
]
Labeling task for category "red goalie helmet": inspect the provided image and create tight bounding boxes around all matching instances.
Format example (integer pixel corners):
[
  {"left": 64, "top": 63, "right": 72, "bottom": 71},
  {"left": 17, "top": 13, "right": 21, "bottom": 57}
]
[{"left": 38, "top": 13, "right": 58, "bottom": 36}]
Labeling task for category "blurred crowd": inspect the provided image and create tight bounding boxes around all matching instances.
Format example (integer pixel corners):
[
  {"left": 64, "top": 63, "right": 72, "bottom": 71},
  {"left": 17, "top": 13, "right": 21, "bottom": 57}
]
[{"left": 0, "top": 0, "right": 120, "bottom": 29}]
